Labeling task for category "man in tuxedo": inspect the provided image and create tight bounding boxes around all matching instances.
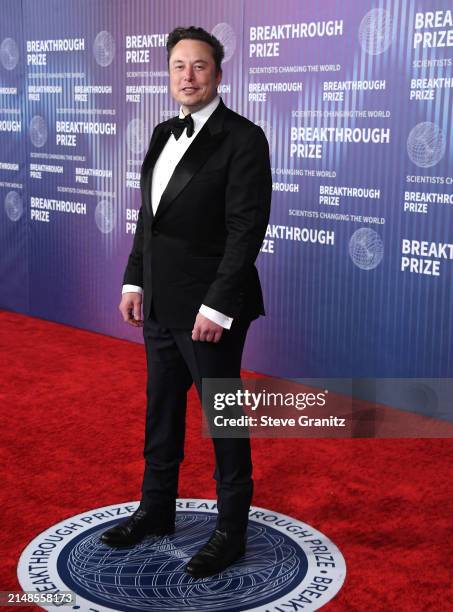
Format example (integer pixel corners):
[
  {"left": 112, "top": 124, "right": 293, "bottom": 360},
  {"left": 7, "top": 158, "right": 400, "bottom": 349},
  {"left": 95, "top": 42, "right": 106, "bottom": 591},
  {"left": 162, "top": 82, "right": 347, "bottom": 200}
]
[{"left": 101, "top": 26, "right": 272, "bottom": 578}]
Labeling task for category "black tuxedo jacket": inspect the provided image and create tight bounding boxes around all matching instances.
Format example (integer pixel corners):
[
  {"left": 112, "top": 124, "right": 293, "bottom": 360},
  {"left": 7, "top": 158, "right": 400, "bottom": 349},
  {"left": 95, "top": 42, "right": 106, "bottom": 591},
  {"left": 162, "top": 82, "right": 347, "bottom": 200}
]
[{"left": 123, "top": 99, "right": 272, "bottom": 328}]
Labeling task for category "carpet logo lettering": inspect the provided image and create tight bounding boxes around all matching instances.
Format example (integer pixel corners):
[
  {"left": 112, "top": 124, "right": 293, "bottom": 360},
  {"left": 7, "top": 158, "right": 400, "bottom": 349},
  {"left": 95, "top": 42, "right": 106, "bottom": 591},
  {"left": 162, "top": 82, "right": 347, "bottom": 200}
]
[{"left": 18, "top": 500, "right": 346, "bottom": 611}]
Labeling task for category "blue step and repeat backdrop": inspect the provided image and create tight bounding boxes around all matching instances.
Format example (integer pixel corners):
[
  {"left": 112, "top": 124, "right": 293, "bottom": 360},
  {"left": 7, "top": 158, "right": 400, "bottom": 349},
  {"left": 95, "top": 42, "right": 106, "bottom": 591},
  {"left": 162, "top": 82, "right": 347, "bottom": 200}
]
[{"left": 1, "top": 0, "right": 452, "bottom": 379}]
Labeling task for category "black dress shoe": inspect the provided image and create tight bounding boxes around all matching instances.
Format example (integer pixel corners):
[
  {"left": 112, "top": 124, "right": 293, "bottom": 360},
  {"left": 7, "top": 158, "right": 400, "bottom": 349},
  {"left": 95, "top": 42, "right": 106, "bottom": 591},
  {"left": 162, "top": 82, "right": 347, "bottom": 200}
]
[
  {"left": 100, "top": 507, "right": 175, "bottom": 548},
  {"left": 185, "top": 529, "right": 246, "bottom": 578}
]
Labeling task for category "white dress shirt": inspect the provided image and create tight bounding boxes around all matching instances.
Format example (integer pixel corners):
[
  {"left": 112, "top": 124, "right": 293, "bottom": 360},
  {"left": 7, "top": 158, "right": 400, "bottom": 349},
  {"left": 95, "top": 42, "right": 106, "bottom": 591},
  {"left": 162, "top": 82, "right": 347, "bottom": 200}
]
[{"left": 123, "top": 95, "right": 233, "bottom": 330}]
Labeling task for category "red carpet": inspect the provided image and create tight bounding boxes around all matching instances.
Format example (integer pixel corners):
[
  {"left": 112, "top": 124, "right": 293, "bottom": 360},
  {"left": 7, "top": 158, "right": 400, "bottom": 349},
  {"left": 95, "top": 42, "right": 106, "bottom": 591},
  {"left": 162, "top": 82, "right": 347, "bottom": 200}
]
[{"left": 0, "top": 310, "right": 452, "bottom": 610}]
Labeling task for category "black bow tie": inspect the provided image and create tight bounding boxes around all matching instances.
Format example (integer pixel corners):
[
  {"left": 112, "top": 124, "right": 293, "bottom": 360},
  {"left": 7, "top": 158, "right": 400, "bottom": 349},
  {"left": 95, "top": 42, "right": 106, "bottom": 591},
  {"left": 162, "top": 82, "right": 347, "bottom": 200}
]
[{"left": 169, "top": 114, "right": 194, "bottom": 140}]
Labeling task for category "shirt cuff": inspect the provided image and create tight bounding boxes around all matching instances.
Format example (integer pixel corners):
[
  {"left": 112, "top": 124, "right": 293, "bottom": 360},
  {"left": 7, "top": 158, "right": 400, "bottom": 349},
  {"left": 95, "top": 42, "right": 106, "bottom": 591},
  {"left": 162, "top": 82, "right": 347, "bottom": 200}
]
[
  {"left": 199, "top": 304, "right": 233, "bottom": 330},
  {"left": 122, "top": 284, "right": 143, "bottom": 295}
]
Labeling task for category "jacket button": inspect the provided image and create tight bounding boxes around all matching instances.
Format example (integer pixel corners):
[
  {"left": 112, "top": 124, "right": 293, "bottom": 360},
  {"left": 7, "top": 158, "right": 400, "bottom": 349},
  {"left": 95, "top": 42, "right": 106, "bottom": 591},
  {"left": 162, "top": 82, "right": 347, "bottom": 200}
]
[{"left": 152, "top": 229, "right": 159, "bottom": 236}]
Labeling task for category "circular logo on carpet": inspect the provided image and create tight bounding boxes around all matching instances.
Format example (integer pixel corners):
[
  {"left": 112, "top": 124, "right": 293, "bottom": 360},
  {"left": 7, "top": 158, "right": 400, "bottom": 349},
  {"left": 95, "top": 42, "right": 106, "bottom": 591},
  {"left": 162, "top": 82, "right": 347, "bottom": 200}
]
[{"left": 18, "top": 499, "right": 346, "bottom": 611}]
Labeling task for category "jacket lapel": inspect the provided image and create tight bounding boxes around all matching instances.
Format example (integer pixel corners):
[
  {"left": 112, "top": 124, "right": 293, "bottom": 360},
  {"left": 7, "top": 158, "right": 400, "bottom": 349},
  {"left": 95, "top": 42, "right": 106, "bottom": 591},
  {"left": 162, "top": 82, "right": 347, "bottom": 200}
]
[
  {"left": 153, "top": 100, "right": 228, "bottom": 223},
  {"left": 140, "top": 127, "right": 171, "bottom": 217}
]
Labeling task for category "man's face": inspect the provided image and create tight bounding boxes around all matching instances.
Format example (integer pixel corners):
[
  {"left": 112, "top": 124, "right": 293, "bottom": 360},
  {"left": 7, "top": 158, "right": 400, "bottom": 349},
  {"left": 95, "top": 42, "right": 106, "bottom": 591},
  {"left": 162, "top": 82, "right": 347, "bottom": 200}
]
[{"left": 169, "top": 38, "right": 222, "bottom": 114}]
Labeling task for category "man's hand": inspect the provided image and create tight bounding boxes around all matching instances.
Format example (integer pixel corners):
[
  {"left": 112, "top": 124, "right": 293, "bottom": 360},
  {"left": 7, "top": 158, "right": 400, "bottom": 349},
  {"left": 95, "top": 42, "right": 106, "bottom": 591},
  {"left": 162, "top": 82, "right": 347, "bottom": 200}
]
[
  {"left": 119, "top": 292, "right": 143, "bottom": 327},
  {"left": 192, "top": 313, "right": 223, "bottom": 343}
]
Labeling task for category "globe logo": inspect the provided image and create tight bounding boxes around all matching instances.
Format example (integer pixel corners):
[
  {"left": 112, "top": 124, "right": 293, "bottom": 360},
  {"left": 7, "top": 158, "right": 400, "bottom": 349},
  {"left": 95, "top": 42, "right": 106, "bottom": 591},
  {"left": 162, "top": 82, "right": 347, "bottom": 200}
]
[
  {"left": 349, "top": 227, "right": 384, "bottom": 270},
  {"left": 93, "top": 30, "right": 115, "bottom": 67},
  {"left": 17, "top": 501, "right": 346, "bottom": 612},
  {"left": 29, "top": 115, "right": 47, "bottom": 148},
  {"left": 127, "top": 118, "right": 147, "bottom": 155},
  {"left": 95, "top": 199, "right": 115, "bottom": 233},
  {"left": 407, "top": 122, "right": 446, "bottom": 168},
  {"left": 358, "top": 9, "right": 394, "bottom": 55},
  {"left": 211, "top": 23, "right": 237, "bottom": 63},
  {"left": 0, "top": 37, "right": 19, "bottom": 70},
  {"left": 405, "top": 382, "right": 440, "bottom": 417},
  {"left": 60, "top": 514, "right": 303, "bottom": 611},
  {"left": 4, "top": 190, "right": 23, "bottom": 222}
]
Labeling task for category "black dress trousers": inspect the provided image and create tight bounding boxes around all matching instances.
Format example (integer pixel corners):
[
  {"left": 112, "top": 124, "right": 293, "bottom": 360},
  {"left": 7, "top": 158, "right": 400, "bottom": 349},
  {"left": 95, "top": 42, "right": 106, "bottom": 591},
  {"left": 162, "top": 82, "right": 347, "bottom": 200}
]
[{"left": 141, "top": 310, "right": 252, "bottom": 535}]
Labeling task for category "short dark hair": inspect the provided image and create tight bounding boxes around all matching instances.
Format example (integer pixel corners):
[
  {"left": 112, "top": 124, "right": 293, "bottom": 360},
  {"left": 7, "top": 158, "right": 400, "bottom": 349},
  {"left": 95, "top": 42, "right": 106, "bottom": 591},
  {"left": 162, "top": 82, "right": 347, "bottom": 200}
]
[{"left": 167, "top": 26, "right": 224, "bottom": 73}]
